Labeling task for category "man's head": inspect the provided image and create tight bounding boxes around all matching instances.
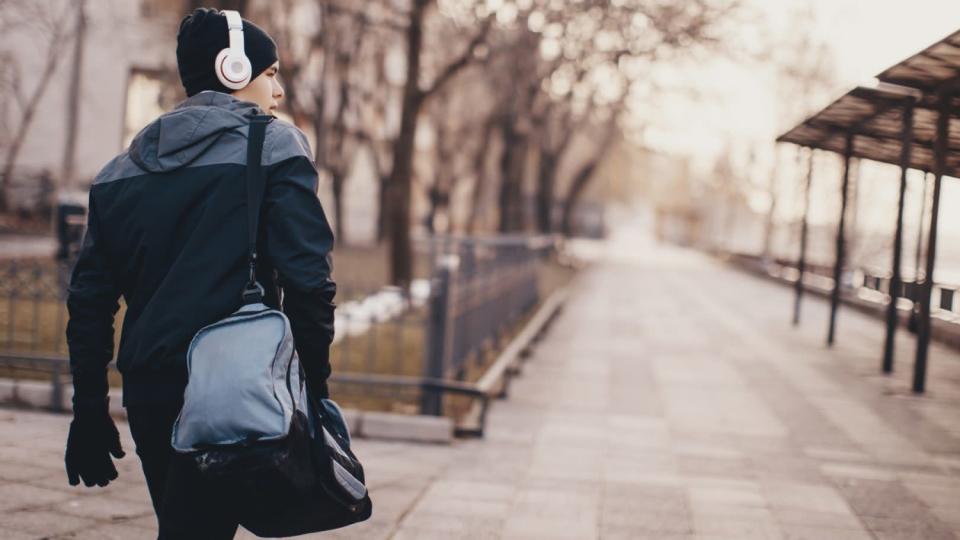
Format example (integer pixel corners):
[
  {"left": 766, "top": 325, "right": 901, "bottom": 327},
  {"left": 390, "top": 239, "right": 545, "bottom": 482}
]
[{"left": 176, "top": 8, "right": 284, "bottom": 114}]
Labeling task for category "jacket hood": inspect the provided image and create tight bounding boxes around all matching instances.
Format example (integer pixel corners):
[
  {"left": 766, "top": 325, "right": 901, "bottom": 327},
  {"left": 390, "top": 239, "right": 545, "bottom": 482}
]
[{"left": 128, "top": 91, "right": 264, "bottom": 173}]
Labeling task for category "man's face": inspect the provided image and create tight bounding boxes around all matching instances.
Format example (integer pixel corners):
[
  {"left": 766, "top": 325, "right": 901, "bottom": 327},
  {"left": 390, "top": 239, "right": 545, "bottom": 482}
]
[{"left": 233, "top": 61, "right": 283, "bottom": 114}]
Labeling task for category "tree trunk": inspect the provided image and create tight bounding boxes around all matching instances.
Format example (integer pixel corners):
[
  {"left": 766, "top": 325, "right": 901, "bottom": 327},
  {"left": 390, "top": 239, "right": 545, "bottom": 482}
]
[
  {"left": 312, "top": 101, "right": 325, "bottom": 167},
  {"left": 466, "top": 117, "right": 495, "bottom": 233},
  {"left": 376, "top": 174, "right": 388, "bottom": 242},
  {"left": 535, "top": 152, "right": 558, "bottom": 233},
  {"left": 331, "top": 170, "right": 346, "bottom": 242},
  {"left": 385, "top": 0, "right": 428, "bottom": 286},
  {"left": 425, "top": 119, "right": 444, "bottom": 235},
  {"left": 327, "top": 75, "right": 351, "bottom": 243},
  {"left": 560, "top": 161, "right": 598, "bottom": 236},
  {"left": 365, "top": 139, "right": 390, "bottom": 243},
  {"left": 560, "top": 122, "right": 617, "bottom": 236},
  {"left": 497, "top": 120, "right": 528, "bottom": 233}
]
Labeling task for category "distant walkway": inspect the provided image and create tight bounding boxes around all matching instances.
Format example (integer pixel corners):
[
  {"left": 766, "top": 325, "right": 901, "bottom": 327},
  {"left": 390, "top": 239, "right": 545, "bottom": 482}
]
[{"left": 1, "top": 229, "right": 959, "bottom": 539}]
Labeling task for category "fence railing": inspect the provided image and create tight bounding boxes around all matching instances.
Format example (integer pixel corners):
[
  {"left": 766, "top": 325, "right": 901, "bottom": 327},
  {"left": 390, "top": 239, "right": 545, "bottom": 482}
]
[
  {"left": 418, "top": 235, "right": 548, "bottom": 415},
  {"left": 0, "top": 235, "right": 563, "bottom": 436},
  {"left": 0, "top": 258, "right": 71, "bottom": 354},
  {"left": 728, "top": 253, "right": 960, "bottom": 320}
]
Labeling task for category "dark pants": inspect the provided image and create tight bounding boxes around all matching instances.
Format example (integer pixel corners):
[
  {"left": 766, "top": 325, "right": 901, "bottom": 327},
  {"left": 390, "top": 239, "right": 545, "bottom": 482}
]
[{"left": 126, "top": 401, "right": 240, "bottom": 540}]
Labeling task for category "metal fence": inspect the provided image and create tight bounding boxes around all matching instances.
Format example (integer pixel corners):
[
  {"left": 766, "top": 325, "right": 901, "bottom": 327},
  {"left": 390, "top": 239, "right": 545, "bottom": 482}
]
[
  {"left": 0, "top": 235, "right": 560, "bottom": 433},
  {"left": 0, "top": 258, "right": 71, "bottom": 354},
  {"left": 856, "top": 267, "right": 960, "bottom": 316},
  {"left": 418, "top": 235, "right": 550, "bottom": 415},
  {"left": 730, "top": 253, "right": 960, "bottom": 320}
]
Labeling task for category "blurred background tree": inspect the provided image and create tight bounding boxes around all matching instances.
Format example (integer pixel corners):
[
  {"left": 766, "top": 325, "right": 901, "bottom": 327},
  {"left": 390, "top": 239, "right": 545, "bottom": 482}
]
[
  {"left": 0, "top": 0, "right": 76, "bottom": 213},
  {"left": 0, "top": 0, "right": 741, "bottom": 283}
]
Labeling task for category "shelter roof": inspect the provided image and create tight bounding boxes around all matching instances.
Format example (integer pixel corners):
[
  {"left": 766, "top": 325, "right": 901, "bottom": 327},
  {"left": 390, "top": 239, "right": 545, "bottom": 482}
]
[
  {"left": 776, "top": 86, "right": 960, "bottom": 176},
  {"left": 876, "top": 29, "right": 960, "bottom": 92}
]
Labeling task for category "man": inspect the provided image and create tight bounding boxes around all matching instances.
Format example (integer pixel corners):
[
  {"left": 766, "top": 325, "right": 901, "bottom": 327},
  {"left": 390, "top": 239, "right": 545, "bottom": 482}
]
[{"left": 64, "top": 8, "right": 336, "bottom": 538}]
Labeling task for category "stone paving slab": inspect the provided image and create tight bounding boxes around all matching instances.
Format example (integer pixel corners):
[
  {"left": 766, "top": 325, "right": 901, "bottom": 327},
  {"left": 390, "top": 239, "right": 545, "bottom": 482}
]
[{"left": 1, "top": 230, "right": 960, "bottom": 538}]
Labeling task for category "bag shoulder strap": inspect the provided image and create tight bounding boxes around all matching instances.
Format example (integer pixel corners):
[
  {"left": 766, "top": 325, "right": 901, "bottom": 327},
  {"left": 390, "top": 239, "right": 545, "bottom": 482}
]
[{"left": 242, "top": 115, "right": 275, "bottom": 304}]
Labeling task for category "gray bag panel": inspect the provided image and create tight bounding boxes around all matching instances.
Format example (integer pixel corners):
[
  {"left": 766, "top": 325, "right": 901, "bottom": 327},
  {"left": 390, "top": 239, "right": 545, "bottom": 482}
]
[
  {"left": 332, "top": 459, "right": 367, "bottom": 500},
  {"left": 172, "top": 303, "right": 301, "bottom": 452},
  {"left": 315, "top": 399, "right": 367, "bottom": 500}
]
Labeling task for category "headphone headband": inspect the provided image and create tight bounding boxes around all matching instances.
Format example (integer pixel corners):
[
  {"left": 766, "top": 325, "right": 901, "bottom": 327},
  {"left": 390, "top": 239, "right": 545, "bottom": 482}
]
[{"left": 223, "top": 10, "right": 245, "bottom": 56}]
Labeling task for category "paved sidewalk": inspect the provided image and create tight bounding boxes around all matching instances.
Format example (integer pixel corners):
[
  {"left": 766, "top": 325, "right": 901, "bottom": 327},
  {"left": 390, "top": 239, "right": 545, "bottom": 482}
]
[{"left": 1, "top": 232, "right": 959, "bottom": 539}]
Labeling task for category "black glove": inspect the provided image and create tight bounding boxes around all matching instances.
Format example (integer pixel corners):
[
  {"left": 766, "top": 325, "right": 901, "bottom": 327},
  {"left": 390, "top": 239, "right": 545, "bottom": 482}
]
[
  {"left": 307, "top": 378, "right": 329, "bottom": 410},
  {"left": 309, "top": 379, "right": 330, "bottom": 400},
  {"left": 65, "top": 398, "right": 125, "bottom": 487}
]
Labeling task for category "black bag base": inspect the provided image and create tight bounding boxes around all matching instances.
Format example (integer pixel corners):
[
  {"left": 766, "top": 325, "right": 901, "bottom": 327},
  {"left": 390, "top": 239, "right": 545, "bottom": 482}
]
[
  {"left": 237, "top": 401, "right": 373, "bottom": 537},
  {"left": 241, "top": 493, "right": 372, "bottom": 538}
]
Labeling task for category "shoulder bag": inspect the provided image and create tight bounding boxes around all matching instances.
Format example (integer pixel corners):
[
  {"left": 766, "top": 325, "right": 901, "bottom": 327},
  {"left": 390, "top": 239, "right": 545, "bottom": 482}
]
[{"left": 170, "top": 115, "right": 372, "bottom": 536}]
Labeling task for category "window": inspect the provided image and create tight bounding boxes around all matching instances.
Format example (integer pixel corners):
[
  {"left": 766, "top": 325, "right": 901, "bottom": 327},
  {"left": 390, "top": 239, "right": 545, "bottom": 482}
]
[{"left": 123, "top": 68, "right": 184, "bottom": 148}]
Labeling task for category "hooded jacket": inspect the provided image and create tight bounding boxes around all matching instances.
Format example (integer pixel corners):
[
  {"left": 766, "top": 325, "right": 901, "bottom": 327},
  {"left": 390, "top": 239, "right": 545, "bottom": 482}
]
[{"left": 66, "top": 91, "right": 336, "bottom": 407}]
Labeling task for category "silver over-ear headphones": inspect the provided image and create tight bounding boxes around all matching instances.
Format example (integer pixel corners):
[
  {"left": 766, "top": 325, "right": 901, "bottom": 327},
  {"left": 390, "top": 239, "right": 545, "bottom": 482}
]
[{"left": 215, "top": 10, "right": 252, "bottom": 90}]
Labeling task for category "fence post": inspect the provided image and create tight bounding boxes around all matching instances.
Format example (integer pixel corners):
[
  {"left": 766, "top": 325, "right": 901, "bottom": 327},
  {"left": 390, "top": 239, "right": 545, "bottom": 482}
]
[
  {"left": 50, "top": 362, "right": 64, "bottom": 412},
  {"left": 420, "top": 255, "right": 458, "bottom": 416}
]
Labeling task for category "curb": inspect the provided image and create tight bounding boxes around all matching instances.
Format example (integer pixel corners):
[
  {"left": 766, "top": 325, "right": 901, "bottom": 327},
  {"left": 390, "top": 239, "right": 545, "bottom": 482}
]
[{"left": 456, "top": 285, "right": 569, "bottom": 436}]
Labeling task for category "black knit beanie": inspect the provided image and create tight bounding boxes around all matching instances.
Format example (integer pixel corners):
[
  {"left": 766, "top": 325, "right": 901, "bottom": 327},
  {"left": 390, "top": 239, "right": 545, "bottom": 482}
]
[{"left": 176, "top": 8, "right": 278, "bottom": 97}]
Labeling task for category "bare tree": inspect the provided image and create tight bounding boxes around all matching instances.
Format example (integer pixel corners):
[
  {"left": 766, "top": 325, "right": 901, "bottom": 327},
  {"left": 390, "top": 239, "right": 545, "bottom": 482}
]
[
  {"left": 263, "top": 0, "right": 404, "bottom": 243},
  {"left": 424, "top": 79, "right": 492, "bottom": 234},
  {"left": 488, "top": 29, "right": 541, "bottom": 233},
  {"left": 383, "top": 0, "right": 491, "bottom": 285},
  {"left": 560, "top": 111, "right": 620, "bottom": 235},
  {"left": 490, "top": 0, "right": 739, "bottom": 234},
  {"left": 266, "top": 0, "right": 738, "bottom": 278},
  {"left": 465, "top": 115, "right": 497, "bottom": 233},
  {"left": 0, "top": 0, "right": 75, "bottom": 212},
  {"left": 313, "top": 1, "right": 369, "bottom": 241}
]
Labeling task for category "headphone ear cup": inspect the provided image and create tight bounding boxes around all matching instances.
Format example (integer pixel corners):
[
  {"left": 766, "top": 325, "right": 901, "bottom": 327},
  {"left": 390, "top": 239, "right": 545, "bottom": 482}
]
[{"left": 215, "top": 48, "right": 252, "bottom": 90}]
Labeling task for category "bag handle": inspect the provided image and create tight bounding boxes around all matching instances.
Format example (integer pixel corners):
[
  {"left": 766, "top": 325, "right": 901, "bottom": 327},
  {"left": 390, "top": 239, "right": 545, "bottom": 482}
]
[{"left": 242, "top": 115, "right": 274, "bottom": 304}]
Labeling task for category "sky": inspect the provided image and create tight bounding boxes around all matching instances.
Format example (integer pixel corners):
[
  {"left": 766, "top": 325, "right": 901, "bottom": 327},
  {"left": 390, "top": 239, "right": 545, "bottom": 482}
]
[
  {"left": 634, "top": 0, "right": 960, "bottom": 232},
  {"left": 642, "top": 0, "right": 960, "bottom": 160}
]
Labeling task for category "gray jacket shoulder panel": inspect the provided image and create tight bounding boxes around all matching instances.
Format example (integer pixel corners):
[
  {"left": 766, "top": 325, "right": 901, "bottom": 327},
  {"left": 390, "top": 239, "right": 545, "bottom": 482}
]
[
  {"left": 185, "top": 128, "right": 247, "bottom": 169},
  {"left": 92, "top": 132, "right": 249, "bottom": 186},
  {"left": 263, "top": 120, "right": 315, "bottom": 167},
  {"left": 93, "top": 118, "right": 313, "bottom": 186},
  {"left": 93, "top": 152, "right": 144, "bottom": 185}
]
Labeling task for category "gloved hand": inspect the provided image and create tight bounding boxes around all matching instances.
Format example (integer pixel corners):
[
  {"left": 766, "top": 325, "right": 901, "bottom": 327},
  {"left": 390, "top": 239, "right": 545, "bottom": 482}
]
[
  {"left": 65, "top": 398, "right": 125, "bottom": 487},
  {"left": 309, "top": 379, "right": 329, "bottom": 401}
]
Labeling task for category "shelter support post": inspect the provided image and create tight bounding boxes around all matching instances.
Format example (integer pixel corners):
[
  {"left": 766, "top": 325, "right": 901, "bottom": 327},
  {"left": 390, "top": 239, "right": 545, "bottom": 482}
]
[
  {"left": 883, "top": 100, "right": 914, "bottom": 373},
  {"left": 914, "top": 90, "right": 952, "bottom": 393},
  {"left": 827, "top": 133, "right": 854, "bottom": 346},
  {"left": 915, "top": 173, "right": 930, "bottom": 280},
  {"left": 793, "top": 148, "right": 814, "bottom": 326},
  {"left": 907, "top": 172, "right": 930, "bottom": 332}
]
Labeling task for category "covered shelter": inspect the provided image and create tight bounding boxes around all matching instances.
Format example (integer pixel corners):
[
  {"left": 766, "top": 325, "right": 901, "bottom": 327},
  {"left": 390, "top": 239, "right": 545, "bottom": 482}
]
[
  {"left": 876, "top": 30, "right": 960, "bottom": 392},
  {"left": 776, "top": 28, "right": 960, "bottom": 392},
  {"left": 777, "top": 85, "right": 919, "bottom": 358}
]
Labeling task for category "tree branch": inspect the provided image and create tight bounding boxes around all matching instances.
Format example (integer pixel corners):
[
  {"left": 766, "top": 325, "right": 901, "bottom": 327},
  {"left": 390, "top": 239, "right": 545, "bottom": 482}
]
[
  {"left": 325, "top": 1, "right": 408, "bottom": 33},
  {"left": 419, "top": 17, "right": 492, "bottom": 99}
]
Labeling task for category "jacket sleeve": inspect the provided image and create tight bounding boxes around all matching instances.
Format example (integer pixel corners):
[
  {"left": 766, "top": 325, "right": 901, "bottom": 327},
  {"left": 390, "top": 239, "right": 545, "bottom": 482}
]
[
  {"left": 262, "top": 152, "right": 337, "bottom": 398},
  {"left": 66, "top": 192, "right": 121, "bottom": 407}
]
